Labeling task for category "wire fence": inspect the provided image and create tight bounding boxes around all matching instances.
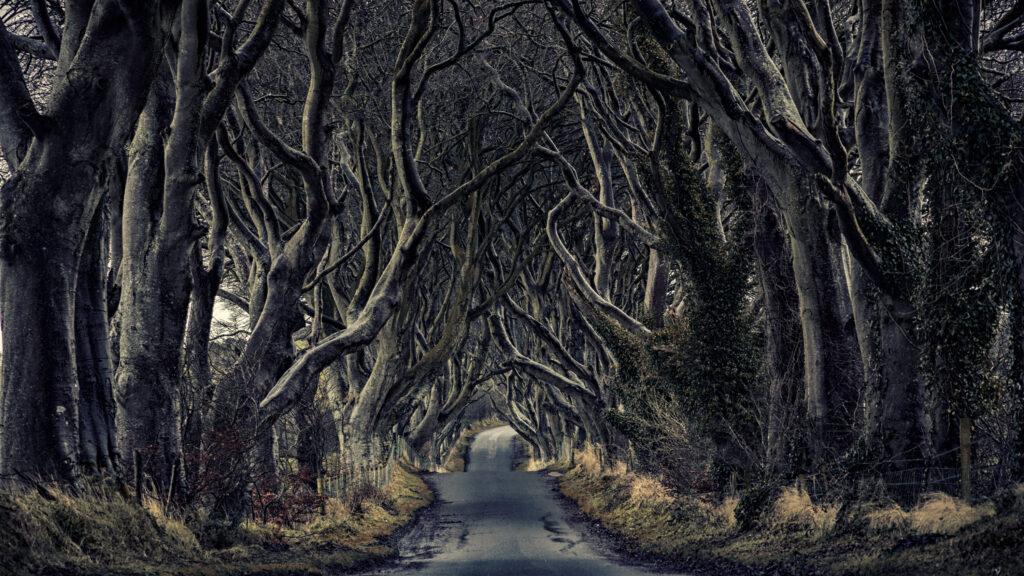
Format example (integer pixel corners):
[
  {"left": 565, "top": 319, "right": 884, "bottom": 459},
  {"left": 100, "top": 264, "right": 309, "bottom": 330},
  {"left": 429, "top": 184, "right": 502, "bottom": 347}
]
[{"left": 786, "top": 444, "right": 1018, "bottom": 505}]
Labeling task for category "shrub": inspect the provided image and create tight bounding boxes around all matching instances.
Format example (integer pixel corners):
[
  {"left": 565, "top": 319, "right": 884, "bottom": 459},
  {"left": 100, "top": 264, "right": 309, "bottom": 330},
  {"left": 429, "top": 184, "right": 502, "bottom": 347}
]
[
  {"left": 629, "top": 475, "right": 675, "bottom": 508},
  {"left": 577, "top": 444, "right": 605, "bottom": 477},
  {"left": 716, "top": 496, "right": 739, "bottom": 527},
  {"left": 734, "top": 481, "right": 776, "bottom": 531},
  {"left": 994, "top": 482, "right": 1024, "bottom": 514}
]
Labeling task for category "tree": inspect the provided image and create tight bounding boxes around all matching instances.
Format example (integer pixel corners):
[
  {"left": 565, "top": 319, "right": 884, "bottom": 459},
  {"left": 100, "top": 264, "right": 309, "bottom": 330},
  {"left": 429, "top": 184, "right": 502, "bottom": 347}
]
[{"left": 0, "top": 1, "right": 177, "bottom": 484}]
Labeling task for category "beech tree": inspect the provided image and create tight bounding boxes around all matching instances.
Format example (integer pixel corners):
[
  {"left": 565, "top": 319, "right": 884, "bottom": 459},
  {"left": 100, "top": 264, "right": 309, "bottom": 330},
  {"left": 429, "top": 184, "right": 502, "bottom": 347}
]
[
  {"left": 0, "top": 1, "right": 178, "bottom": 484},
  {"left": 1, "top": 0, "right": 1022, "bottom": 518}
]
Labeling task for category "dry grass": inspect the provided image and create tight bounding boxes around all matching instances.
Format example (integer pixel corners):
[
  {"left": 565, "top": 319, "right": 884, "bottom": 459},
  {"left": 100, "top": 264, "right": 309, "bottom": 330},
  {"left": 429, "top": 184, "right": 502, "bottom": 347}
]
[
  {"left": 559, "top": 457, "right": 1024, "bottom": 576},
  {"left": 0, "top": 463, "right": 433, "bottom": 576},
  {"left": 190, "top": 464, "right": 431, "bottom": 574},
  {"left": 629, "top": 475, "right": 675, "bottom": 507},
  {"left": 864, "top": 503, "right": 910, "bottom": 532},
  {"left": 516, "top": 437, "right": 581, "bottom": 473},
  {"left": 908, "top": 492, "right": 994, "bottom": 535},
  {"left": 859, "top": 490, "right": 1004, "bottom": 536},
  {"left": 519, "top": 458, "right": 554, "bottom": 472},
  {"left": 767, "top": 486, "right": 839, "bottom": 538},
  {"left": 576, "top": 443, "right": 606, "bottom": 476},
  {"left": 559, "top": 453, "right": 738, "bottom": 561},
  {"left": 0, "top": 480, "right": 203, "bottom": 576},
  {"left": 716, "top": 496, "right": 739, "bottom": 527}
]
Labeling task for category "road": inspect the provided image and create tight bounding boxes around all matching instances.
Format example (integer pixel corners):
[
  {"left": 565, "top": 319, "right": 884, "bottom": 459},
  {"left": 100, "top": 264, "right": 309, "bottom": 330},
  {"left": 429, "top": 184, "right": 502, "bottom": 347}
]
[{"left": 375, "top": 425, "right": 689, "bottom": 576}]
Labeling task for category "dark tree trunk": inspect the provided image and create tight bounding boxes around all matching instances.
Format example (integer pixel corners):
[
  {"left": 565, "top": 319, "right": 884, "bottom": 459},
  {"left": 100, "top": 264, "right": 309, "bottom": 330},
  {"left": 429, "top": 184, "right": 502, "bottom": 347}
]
[
  {"left": 752, "top": 182, "right": 803, "bottom": 473},
  {"left": 115, "top": 75, "right": 190, "bottom": 492},
  {"left": 180, "top": 240, "right": 224, "bottom": 492},
  {"left": 0, "top": 171, "right": 85, "bottom": 482},
  {"left": 295, "top": 382, "right": 325, "bottom": 487},
  {"left": 779, "top": 187, "right": 861, "bottom": 465},
  {"left": 76, "top": 205, "right": 118, "bottom": 476},
  {"left": 0, "top": 0, "right": 172, "bottom": 485}
]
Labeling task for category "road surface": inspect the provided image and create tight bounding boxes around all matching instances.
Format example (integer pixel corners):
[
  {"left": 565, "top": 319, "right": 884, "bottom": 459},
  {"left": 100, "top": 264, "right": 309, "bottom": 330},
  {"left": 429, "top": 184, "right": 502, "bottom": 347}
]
[{"left": 376, "top": 425, "right": 689, "bottom": 575}]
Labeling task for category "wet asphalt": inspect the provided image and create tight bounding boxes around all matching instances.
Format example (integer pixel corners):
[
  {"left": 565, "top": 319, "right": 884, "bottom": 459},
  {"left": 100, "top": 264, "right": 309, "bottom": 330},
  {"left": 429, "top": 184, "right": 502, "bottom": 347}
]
[{"left": 372, "top": 425, "right": 691, "bottom": 576}]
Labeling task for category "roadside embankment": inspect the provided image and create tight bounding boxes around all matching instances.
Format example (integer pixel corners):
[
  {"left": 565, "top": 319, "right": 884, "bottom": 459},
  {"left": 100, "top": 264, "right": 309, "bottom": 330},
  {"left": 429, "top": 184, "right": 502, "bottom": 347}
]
[
  {"left": 0, "top": 462, "right": 432, "bottom": 576},
  {"left": 558, "top": 447, "right": 1024, "bottom": 575}
]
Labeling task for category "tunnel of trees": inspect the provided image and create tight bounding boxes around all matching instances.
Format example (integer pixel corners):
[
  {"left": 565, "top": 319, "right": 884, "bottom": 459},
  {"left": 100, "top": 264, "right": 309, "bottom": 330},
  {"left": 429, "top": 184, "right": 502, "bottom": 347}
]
[{"left": 1, "top": 0, "right": 1023, "bottom": 524}]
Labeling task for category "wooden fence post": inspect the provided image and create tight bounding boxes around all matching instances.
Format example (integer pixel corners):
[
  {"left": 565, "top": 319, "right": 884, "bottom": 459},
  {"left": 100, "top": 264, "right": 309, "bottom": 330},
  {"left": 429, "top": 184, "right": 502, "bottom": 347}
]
[
  {"left": 165, "top": 458, "right": 176, "bottom": 509},
  {"left": 317, "top": 476, "right": 325, "bottom": 514}
]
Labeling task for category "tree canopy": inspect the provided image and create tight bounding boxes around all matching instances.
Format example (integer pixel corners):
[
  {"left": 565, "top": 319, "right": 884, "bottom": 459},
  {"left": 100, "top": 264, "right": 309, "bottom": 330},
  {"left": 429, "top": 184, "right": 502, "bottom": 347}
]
[{"left": 0, "top": 0, "right": 1023, "bottom": 517}]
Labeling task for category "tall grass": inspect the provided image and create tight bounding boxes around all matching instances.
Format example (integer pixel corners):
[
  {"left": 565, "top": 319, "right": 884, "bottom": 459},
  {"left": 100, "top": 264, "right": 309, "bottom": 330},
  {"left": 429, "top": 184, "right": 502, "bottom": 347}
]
[
  {"left": 0, "top": 480, "right": 202, "bottom": 575},
  {"left": 770, "top": 486, "right": 839, "bottom": 538},
  {"left": 0, "top": 462, "right": 433, "bottom": 576},
  {"left": 908, "top": 492, "right": 994, "bottom": 535},
  {"left": 559, "top": 448, "right": 1024, "bottom": 576}
]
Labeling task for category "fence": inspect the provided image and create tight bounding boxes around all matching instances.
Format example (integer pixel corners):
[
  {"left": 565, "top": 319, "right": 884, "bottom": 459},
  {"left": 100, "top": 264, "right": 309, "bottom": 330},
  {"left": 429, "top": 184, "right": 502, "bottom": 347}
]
[
  {"left": 317, "top": 436, "right": 423, "bottom": 499},
  {"left": 800, "top": 444, "right": 1018, "bottom": 505},
  {"left": 716, "top": 441, "right": 1019, "bottom": 507}
]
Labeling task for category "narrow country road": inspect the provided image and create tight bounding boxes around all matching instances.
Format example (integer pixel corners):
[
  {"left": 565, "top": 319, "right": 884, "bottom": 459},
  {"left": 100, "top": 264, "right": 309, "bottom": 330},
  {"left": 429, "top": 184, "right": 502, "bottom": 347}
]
[{"left": 374, "top": 426, "right": 690, "bottom": 576}]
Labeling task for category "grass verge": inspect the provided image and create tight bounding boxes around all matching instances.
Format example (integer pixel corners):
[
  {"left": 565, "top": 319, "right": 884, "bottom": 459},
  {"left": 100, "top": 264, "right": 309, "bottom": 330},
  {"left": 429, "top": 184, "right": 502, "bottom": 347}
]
[
  {"left": 0, "top": 462, "right": 432, "bottom": 576},
  {"left": 558, "top": 447, "right": 1024, "bottom": 575}
]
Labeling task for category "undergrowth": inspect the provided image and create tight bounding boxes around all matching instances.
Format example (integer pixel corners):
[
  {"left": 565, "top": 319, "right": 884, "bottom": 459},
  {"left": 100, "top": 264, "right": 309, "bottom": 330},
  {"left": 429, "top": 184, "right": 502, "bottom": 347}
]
[
  {"left": 0, "top": 462, "right": 432, "bottom": 576},
  {"left": 558, "top": 448, "right": 1024, "bottom": 575},
  {"left": 0, "top": 480, "right": 201, "bottom": 575}
]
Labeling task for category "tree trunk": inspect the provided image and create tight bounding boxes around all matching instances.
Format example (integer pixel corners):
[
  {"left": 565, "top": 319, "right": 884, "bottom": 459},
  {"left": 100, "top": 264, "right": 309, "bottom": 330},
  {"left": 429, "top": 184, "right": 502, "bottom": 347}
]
[
  {"left": 1014, "top": 232, "right": 1024, "bottom": 479},
  {"left": 181, "top": 249, "right": 213, "bottom": 452},
  {"left": 752, "top": 182, "right": 802, "bottom": 473},
  {"left": 848, "top": 261, "right": 926, "bottom": 463},
  {"left": 848, "top": 0, "right": 926, "bottom": 465},
  {"left": 644, "top": 250, "right": 668, "bottom": 328},
  {"left": 959, "top": 416, "right": 972, "bottom": 502},
  {"left": 295, "top": 380, "right": 325, "bottom": 487},
  {"left": 115, "top": 75, "right": 191, "bottom": 492},
  {"left": 344, "top": 319, "right": 403, "bottom": 470},
  {"left": 780, "top": 186, "right": 859, "bottom": 465},
  {"left": 0, "top": 170, "right": 84, "bottom": 482},
  {"left": 408, "top": 383, "right": 442, "bottom": 451},
  {"left": 0, "top": 1, "right": 170, "bottom": 485},
  {"left": 75, "top": 206, "right": 118, "bottom": 476}
]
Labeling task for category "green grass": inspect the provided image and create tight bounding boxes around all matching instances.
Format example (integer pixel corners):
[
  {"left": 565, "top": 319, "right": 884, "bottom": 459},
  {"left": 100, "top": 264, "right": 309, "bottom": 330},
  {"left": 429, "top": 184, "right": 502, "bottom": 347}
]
[
  {"left": 0, "top": 463, "right": 432, "bottom": 576},
  {"left": 558, "top": 455, "right": 1024, "bottom": 576}
]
